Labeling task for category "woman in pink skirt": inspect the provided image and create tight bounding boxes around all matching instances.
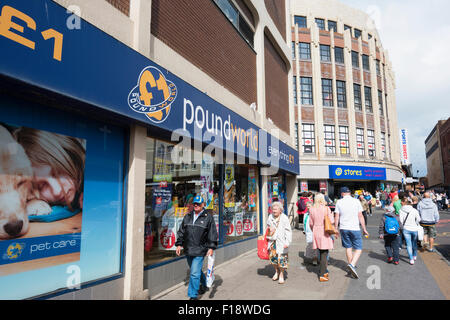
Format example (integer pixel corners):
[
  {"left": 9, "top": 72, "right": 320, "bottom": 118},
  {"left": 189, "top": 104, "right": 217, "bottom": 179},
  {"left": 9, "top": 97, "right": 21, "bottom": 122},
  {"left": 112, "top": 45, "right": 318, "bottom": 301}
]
[{"left": 309, "top": 193, "right": 335, "bottom": 282}]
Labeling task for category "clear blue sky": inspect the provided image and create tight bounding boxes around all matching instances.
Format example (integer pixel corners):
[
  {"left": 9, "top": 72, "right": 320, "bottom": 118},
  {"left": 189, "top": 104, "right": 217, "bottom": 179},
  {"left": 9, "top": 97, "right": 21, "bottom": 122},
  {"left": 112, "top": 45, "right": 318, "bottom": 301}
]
[{"left": 338, "top": 0, "right": 450, "bottom": 177}]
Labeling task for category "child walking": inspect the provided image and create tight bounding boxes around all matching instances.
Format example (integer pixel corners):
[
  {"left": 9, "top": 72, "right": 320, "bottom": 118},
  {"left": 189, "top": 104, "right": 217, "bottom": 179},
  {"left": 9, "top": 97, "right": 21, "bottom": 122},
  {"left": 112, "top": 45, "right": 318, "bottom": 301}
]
[{"left": 379, "top": 206, "right": 403, "bottom": 265}]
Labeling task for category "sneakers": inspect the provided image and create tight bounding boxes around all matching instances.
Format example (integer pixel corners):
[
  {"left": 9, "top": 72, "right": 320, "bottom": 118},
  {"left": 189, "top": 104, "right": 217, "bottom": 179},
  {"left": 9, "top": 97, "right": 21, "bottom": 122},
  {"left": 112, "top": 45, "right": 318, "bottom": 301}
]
[
  {"left": 393, "top": 261, "right": 399, "bottom": 265},
  {"left": 347, "top": 264, "right": 359, "bottom": 279},
  {"left": 413, "top": 256, "right": 417, "bottom": 261},
  {"left": 427, "top": 248, "right": 435, "bottom": 252},
  {"left": 189, "top": 297, "right": 198, "bottom": 300},
  {"left": 387, "top": 257, "right": 393, "bottom": 263},
  {"left": 198, "top": 284, "right": 207, "bottom": 295},
  {"left": 319, "top": 276, "right": 329, "bottom": 282},
  {"left": 409, "top": 259, "right": 415, "bottom": 265}
]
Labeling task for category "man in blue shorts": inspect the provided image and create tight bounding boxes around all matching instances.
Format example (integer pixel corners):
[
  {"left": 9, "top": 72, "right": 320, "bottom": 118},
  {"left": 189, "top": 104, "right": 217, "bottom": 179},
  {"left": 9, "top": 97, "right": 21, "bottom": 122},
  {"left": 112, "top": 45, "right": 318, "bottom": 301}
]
[{"left": 334, "top": 187, "right": 369, "bottom": 279}]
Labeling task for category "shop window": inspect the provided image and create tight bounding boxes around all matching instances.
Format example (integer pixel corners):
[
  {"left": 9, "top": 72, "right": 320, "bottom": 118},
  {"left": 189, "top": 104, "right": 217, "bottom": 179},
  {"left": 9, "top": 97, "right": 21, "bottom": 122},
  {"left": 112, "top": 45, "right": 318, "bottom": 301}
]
[
  {"left": 267, "top": 175, "right": 286, "bottom": 214},
  {"left": 144, "top": 137, "right": 221, "bottom": 266},
  {"left": 223, "top": 164, "right": 259, "bottom": 244},
  {"left": 368, "top": 129, "right": 376, "bottom": 158},
  {"left": 357, "top": 128, "right": 365, "bottom": 156},
  {"left": 324, "top": 125, "right": 336, "bottom": 155},
  {"left": 339, "top": 126, "right": 350, "bottom": 155}
]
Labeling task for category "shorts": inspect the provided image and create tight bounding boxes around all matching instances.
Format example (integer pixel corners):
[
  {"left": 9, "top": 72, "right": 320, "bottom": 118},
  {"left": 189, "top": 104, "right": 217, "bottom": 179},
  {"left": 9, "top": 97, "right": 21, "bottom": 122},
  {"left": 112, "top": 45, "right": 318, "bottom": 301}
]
[
  {"left": 421, "top": 225, "right": 437, "bottom": 239},
  {"left": 340, "top": 229, "right": 363, "bottom": 250}
]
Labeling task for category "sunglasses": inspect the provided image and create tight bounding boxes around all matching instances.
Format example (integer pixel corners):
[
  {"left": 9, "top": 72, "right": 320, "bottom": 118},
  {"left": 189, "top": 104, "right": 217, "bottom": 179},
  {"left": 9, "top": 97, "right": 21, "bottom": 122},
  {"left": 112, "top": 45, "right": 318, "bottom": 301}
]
[{"left": 193, "top": 203, "right": 201, "bottom": 207}]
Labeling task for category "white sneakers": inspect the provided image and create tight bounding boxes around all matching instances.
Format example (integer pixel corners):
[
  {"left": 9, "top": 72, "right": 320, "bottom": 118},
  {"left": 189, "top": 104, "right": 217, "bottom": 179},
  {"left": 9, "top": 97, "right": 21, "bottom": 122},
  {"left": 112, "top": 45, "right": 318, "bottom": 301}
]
[{"left": 409, "top": 259, "right": 415, "bottom": 265}]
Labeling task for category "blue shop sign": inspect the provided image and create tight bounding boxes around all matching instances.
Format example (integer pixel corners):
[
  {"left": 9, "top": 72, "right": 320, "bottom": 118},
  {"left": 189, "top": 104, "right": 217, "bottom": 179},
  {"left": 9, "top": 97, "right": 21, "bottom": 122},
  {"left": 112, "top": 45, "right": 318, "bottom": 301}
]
[
  {"left": 329, "top": 165, "right": 386, "bottom": 180},
  {"left": 0, "top": 0, "right": 299, "bottom": 174}
]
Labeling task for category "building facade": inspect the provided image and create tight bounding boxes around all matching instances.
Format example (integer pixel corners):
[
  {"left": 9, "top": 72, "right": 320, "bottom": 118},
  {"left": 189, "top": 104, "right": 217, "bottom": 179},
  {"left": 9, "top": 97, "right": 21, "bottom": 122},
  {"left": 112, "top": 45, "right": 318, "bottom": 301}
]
[
  {"left": 425, "top": 118, "right": 450, "bottom": 193},
  {"left": 290, "top": 0, "right": 403, "bottom": 198},
  {"left": 0, "top": 0, "right": 299, "bottom": 299}
]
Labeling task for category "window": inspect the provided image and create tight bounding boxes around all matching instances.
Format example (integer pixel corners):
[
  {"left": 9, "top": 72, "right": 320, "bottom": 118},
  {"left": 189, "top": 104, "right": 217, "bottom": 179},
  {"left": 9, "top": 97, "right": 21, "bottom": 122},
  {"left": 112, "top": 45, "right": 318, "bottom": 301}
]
[
  {"left": 320, "top": 45, "right": 331, "bottom": 62},
  {"left": 315, "top": 18, "right": 325, "bottom": 30},
  {"left": 294, "top": 15, "right": 307, "bottom": 28},
  {"left": 364, "top": 86, "right": 373, "bottom": 113},
  {"left": 302, "top": 124, "right": 315, "bottom": 153},
  {"left": 354, "top": 84, "right": 362, "bottom": 111},
  {"left": 336, "top": 81, "right": 347, "bottom": 108},
  {"left": 322, "top": 79, "right": 333, "bottom": 107},
  {"left": 368, "top": 34, "right": 373, "bottom": 40},
  {"left": 362, "top": 54, "right": 370, "bottom": 71},
  {"left": 293, "top": 76, "right": 297, "bottom": 105},
  {"left": 376, "top": 60, "right": 381, "bottom": 76},
  {"left": 324, "top": 125, "right": 336, "bottom": 155},
  {"left": 381, "top": 132, "right": 386, "bottom": 159},
  {"left": 339, "top": 126, "right": 350, "bottom": 155},
  {"left": 354, "top": 28, "right": 362, "bottom": 38},
  {"left": 214, "top": 0, "right": 254, "bottom": 46},
  {"left": 298, "top": 42, "right": 311, "bottom": 60},
  {"left": 335, "top": 47, "right": 344, "bottom": 64},
  {"left": 291, "top": 41, "right": 296, "bottom": 59},
  {"left": 356, "top": 128, "right": 365, "bottom": 156},
  {"left": 367, "top": 129, "right": 376, "bottom": 157},
  {"left": 378, "top": 90, "right": 383, "bottom": 115},
  {"left": 344, "top": 25, "right": 352, "bottom": 33},
  {"left": 294, "top": 123, "right": 299, "bottom": 150},
  {"left": 328, "top": 20, "right": 337, "bottom": 32},
  {"left": 352, "top": 51, "right": 359, "bottom": 68},
  {"left": 300, "top": 77, "right": 313, "bottom": 105}
]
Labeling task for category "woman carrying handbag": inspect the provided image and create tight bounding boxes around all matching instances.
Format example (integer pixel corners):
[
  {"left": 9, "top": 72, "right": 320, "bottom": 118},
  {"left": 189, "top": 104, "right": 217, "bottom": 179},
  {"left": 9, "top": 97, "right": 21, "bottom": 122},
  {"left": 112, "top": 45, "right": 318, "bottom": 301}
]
[
  {"left": 266, "top": 201, "right": 292, "bottom": 284},
  {"left": 309, "top": 193, "right": 336, "bottom": 282}
]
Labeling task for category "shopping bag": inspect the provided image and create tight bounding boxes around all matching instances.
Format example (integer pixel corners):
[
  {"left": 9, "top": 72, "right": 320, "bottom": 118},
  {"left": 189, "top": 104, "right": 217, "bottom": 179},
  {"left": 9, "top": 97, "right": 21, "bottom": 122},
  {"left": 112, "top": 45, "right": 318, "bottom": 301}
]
[
  {"left": 206, "top": 252, "right": 215, "bottom": 288},
  {"left": 417, "top": 225, "right": 424, "bottom": 241},
  {"left": 324, "top": 213, "right": 337, "bottom": 235},
  {"left": 257, "top": 228, "right": 269, "bottom": 260}
]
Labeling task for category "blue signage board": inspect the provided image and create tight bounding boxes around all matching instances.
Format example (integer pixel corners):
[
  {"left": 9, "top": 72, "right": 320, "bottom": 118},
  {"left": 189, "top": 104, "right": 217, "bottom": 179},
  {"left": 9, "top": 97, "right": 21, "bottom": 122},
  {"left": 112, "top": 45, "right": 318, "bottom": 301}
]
[
  {"left": 329, "top": 165, "right": 387, "bottom": 180},
  {"left": 0, "top": 0, "right": 299, "bottom": 174}
]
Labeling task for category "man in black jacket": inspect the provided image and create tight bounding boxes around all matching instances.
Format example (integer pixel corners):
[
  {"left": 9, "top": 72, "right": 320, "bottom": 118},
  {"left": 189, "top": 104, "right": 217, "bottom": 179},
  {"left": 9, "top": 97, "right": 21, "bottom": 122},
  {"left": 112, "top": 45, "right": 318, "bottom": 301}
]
[{"left": 176, "top": 195, "right": 218, "bottom": 300}]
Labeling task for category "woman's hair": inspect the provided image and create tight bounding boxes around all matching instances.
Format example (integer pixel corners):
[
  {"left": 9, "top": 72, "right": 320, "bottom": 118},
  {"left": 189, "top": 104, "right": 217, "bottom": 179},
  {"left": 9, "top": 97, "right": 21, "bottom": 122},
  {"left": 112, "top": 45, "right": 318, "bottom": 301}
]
[
  {"left": 313, "top": 193, "right": 326, "bottom": 207},
  {"left": 272, "top": 201, "right": 283, "bottom": 212},
  {"left": 14, "top": 127, "right": 86, "bottom": 210}
]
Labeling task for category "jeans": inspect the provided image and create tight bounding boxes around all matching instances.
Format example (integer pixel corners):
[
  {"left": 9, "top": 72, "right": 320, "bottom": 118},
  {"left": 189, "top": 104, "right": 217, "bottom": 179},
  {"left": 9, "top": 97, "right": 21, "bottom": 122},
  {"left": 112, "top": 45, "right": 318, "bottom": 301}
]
[
  {"left": 384, "top": 234, "right": 400, "bottom": 262},
  {"left": 403, "top": 229, "right": 418, "bottom": 260},
  {"left": 186, "top": 256, "right": 206, "bottom": 298},
  {"left": 381, "top": 200, "right": 386, "bottom": 209}
]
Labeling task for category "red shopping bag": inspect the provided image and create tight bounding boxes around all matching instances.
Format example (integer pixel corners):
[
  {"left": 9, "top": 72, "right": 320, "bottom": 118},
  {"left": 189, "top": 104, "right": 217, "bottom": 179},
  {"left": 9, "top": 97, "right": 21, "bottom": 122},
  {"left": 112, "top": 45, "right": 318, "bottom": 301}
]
[{"left": 257, "top": 229, "right": 269, "bottom": 260}]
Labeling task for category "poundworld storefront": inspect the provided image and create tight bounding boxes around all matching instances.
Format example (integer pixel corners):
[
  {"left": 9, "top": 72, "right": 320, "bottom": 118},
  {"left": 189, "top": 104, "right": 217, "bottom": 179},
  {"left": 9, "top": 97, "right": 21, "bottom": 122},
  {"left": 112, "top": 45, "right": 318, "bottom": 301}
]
[{"left": 0, "top": 1, "right": 298, "bottom": 299}]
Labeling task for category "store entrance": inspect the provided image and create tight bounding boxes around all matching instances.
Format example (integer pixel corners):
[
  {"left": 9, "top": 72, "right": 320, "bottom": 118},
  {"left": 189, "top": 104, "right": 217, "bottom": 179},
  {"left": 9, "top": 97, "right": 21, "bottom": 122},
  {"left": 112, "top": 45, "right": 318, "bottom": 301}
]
[{"left": 331, "top": 180, "right": 378, "bottom": 200}]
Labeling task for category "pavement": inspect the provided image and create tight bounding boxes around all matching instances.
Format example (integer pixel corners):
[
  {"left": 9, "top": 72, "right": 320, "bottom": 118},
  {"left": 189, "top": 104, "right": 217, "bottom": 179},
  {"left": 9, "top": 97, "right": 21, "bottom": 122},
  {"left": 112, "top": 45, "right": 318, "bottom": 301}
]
[{"left": 153, "top": 208, "right": 449, "bottom": 300}]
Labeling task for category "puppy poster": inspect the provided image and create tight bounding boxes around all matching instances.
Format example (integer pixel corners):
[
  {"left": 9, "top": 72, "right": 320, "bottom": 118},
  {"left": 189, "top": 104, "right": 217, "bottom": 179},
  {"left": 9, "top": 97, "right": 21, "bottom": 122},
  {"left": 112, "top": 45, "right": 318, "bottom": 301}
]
[{"left": 0, "top": 123, "right": 85, "bottom": 276}]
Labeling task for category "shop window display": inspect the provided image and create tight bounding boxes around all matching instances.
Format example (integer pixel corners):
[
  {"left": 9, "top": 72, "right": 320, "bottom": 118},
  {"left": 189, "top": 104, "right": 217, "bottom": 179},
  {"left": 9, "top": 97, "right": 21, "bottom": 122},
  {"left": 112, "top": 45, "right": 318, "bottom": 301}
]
[
  {"left": 267, "top": 175, "right": 286, "bottom": 215},
  {"left": 144, "top": 137, "right": 220, "bottom": 266},
  {"left": 222, "top": 164, "right": 259, "bottom": 244}
]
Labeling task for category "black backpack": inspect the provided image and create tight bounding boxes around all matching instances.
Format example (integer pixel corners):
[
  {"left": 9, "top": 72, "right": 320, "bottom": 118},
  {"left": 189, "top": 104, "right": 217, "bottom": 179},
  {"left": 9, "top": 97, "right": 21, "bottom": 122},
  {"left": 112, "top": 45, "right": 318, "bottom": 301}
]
[{"left": 297, "top": 199, "right": 306, "bottom": 212}]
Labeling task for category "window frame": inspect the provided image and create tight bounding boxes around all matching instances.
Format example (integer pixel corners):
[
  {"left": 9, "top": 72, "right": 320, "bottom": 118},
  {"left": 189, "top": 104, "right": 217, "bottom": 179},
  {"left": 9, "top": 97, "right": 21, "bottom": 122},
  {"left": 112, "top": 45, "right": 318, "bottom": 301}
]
[
  {"left": 364, "top": 86, "right": 373, "bottom": 113},
  {"left": 328, "top": 20, "right": 337, "bottom": 32},
  {"left": 356, "top": 127, "right": 365, "bottom": 156},
  {"left": 315, "top": 18, "right": 325, "bottom": 30},
  {"left": 336, "top": 80, "right": 347, "bottom": 108},
  {"left": 352, "top": 51, "right": 360, "bottom": 68},
  {"left": 362, "top": 54, "right": 370, "bottom": 72},
  {"left": 367, "top": 129, "right": 376, "bottom": 157},
  {"left": 339, "top": 126, "right": 350, "bottom": 155},
  {"left": 334, "top": 46, "right": 344, "bottom": 64},
  {"left": 354, "top": 83, "right": 362, "bottom": 111},
  {"left": 302, "top": 123, "right": 316, "bottom": 154},
  {"left": 298, "top": 42, "right": 311, "bottom": 60},
  {"left": 320, "top": 44, "right": 331, "bottom": 62},
  {"left": 321, "top": 78, "right": 333, "bottom": 107},
  {"left": 324, "top": 124, "right": 336, "bottom": 155},
  {"left": 300, "top": 77, "right": 313, "bottom": 105},
  {"left": 294, "top": 15, "right": 307, "bottom": 28}
]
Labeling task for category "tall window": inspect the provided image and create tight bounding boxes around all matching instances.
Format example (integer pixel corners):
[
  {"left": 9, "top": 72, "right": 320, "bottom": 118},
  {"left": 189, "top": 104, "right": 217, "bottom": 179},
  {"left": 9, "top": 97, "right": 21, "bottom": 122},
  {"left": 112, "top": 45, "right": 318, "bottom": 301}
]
[
  {"left": 291, "top": 41, "right": 296, "bottom": 59},
  {"left": 336, "top": 80, "right": 347, "bottom": 108},
  {"left": 300, "top": 77, "right": 313, "bottom": 105},
  {"left": 376, "top": 60, "right": 381, "bottom": 76},
  {"left": 294, "top": 123, "right": 299, "bottom": 150},
  {"left": 335, "top": 47, "right": 344, "bottom": 64},
  {"left": 322, "top": 79, "right": 333, "bottom": 107},
  {"left": 364, "top": 86, "right": 373, "bottom": 113},
  {"left": 324, "top": 125, "right": 336, "bottom": 155},
  {"left": 315, "top": 18, "right": 325, "bottom": 30},
  {"left": 328, "top": 20, "right": 337, "bottom": 32},
  {"left": 381, "top": 132, "right": 386, "bottom": 159},
  {"left": 362, "top": 54, "right": 370, "bottom": 71},
  {"left": 294, "top": 15, "right": 307, "bottom": 28},
  {"left": 320, "top": 45, "right": 331, "bottom": 62},
  {"left": 352, "top": 51, "right": 359, "bottom": 68},
  {"left": 378, "top": 90, "right": 384, "bottom": 115},
  {"left": 354, "top": 28, "right": 362, "bottom": 38},
  {"left": 302, "top": 124, "right": 315, "bottom": 153},
  {"left": 354, "top": 84, "right": 362, "bottom": 111},
  {"left": 214, "top": 0, "right": 254, "bottom": 46},
  {"left": 339, "top": 126, "right": 350, "bottom": 155},
  {"left": 298, "top": 42, "right": 311, "bottom": 60},
  {"left": 367, "top": 129, "right": 376, "bottom": 157},
  {"left": 356, "top": 128, "right": 365, "bottom": 156},
  {"left": 293, "top": 76, "right": 297, "bottom": 105}
]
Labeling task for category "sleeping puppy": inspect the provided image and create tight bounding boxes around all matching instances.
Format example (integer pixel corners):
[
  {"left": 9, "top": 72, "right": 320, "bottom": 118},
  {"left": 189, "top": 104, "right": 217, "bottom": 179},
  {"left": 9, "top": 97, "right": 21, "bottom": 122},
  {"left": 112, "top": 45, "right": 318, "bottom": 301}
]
[{"left": 0, "top": 125, "right": 51, "bottom": 239}]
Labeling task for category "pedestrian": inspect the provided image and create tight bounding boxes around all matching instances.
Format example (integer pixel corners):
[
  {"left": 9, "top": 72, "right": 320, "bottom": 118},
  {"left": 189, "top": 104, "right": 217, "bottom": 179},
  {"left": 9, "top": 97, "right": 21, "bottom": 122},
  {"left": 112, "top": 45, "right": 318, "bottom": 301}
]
[
  {"left": 417, "top": 192, "right": 440, "bottom": 252},
  {"left": 334, "top": 186, "right": 369, "bottom": 279},
  {"left": 309, "top": 193, "right": 335, "bottom": 282},
  {"left": 399, "top": 197, "right": 421, "bottom": 265},
  {"left": 379, "top": 206, "right": 403, "bottom": 265},
  {"left": 267, "top": 201, "right": 292, "bottom": 284},
  {"left": 364, "top": 191, "right": 373, "bottom": 216},
  {"left": 358, "top": 194, "right": 369, "bottom": 227},
  {"left": 297, "top": 192, "right": 309, "bottom": 228},
  {"left": 411, "top": 196, "right": 419, "bottom": 209},
  {"left": 380, "top": 190, "right": 387, "bottom": 209},
  {"left": 175, "top": 195, "right": 218, "bottom": 300}
]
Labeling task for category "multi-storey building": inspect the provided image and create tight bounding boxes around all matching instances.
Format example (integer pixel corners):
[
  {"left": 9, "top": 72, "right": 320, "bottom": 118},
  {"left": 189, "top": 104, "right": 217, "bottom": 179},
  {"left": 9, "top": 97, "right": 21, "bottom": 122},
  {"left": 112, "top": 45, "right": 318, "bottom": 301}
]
[
  {"left": 290, "top": 0, "right": 403, "bottom": 198},
  {"left": 0, "top": 0, "right": 298, "bottom": 299}
]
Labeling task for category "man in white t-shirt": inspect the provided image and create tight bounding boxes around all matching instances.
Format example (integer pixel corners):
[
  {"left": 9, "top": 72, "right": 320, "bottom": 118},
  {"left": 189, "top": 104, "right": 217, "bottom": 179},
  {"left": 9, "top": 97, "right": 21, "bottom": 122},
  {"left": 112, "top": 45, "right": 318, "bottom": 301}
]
[{"left": 334, "top": 186, "right": 369, "bottom": 279}]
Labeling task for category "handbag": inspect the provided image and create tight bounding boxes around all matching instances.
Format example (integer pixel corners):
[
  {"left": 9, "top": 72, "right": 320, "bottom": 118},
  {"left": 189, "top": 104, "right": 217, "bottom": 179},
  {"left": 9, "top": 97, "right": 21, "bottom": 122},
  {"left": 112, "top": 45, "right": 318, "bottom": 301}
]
[
  {"left": 257, "top": 228, "right": 270, "bottom": 260},
  {"left": 324, "top": 208, "right": 337, "bottom": 235},
  {"left": 417, "top": 225, "right": 424, "bottom": 241}
]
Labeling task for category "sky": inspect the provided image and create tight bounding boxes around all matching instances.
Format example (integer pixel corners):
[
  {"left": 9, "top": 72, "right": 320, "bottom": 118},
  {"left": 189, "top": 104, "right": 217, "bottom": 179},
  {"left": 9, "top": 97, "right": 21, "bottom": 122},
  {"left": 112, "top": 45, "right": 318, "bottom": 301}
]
[{"left": 338, "top": 0, "right": 450, "bottom": 177}]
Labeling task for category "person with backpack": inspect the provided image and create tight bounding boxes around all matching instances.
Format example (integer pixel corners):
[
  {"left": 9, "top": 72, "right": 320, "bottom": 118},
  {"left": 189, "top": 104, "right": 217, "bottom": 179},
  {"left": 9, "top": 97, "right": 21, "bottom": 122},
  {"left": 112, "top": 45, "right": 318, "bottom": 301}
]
[
  {"left": 364, "top": 192, "right": 373, "bottom": 216},
  {"left": 297, "top": 193, "right": 308, "bottom": 227},
  {"left": 379, "top": 206, "right": 403, "bottom": 265}
]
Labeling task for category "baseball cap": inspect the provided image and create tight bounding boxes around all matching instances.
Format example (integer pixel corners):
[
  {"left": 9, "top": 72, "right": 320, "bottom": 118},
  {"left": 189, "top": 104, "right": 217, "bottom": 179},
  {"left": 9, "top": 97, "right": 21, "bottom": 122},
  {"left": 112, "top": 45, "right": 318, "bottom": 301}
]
[
  {"left": 193, "top": 195, "right": 204, "bottom": 204},
  {"left": 340, "top": 186, "right": 350, "bottom": 194}
]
